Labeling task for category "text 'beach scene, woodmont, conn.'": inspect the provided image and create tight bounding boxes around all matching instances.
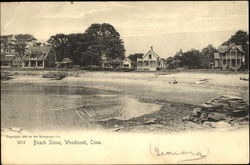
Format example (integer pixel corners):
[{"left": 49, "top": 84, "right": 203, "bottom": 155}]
[{"left": 1, "top": 1, "right": 249, "bottom": 164}]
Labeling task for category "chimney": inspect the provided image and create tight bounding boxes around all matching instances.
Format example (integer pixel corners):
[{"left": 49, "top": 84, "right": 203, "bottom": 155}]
[{"left": 151, "top": 46, "right": 153, "bottom": 51}]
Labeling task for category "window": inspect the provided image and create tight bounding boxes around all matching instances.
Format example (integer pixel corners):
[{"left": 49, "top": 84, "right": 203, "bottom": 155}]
[
  {"left": 230, "top": 50, "right": 237, "bottom": 56},
  {"left": 223, "top": 59, "right": 226, "bottom": 65},
  {"left": 237, "top": 59, "right": 240, "bottom": 64},
  {"left": 149, "top": 54, "right": 152, "bottom": 59},
  {"left": 232, "top": 59, "right": 236, "bottom": 67}
]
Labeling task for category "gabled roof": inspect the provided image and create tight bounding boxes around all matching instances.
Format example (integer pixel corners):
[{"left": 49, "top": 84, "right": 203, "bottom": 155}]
[
  {"left": 60, "top": 58, "right": 73, "bottom": 64},
  {"left": 23, "top": 46, "right": 52, "bottom": 61},
  {"left": 123, "top": 57, "right": 132, "bottom": 62},
  {"left": 218, "top": 43, "right": 245, "bottom": 53},
  {"left": 143, "top": 48, "right": 160, "bottom": 59}
]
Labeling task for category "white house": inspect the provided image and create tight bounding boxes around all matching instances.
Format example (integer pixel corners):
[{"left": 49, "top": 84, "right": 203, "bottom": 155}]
[
  {"left": 137, "top": 46, "right": 165, "bottom": 71},
  {"left": 123, "top": 57, "right": 133, "bottom": 69}
]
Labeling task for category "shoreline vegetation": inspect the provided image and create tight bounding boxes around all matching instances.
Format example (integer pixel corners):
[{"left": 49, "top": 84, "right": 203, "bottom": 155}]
[{"left": 1, "top": 70, "right": 249, "bottom": 133}]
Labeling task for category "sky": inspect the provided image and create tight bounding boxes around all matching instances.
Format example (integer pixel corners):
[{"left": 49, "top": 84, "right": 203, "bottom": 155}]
[{"left": 1, "top": 1, "right": 248, "bottom": 58}]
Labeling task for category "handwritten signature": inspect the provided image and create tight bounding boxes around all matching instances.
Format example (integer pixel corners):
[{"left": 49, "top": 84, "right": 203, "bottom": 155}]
[{"left": 149, "top": 143, "right": 209, "bottom": 163}]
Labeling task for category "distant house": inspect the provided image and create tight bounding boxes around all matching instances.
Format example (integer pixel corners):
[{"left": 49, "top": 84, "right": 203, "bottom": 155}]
[
  {"left": 0, "top": 52, "right": 17, "bottom": 67},
  {"left": 12, "top": 56, "right": 23, "bottom": 67},
  {"left": 101, "top": 55, "right": 123, "bottom": 70},
  {"left": 137, "top": 46, "right": 165, "bottom": 71},
  {"left": 213, "top": 43, "right": 245, "bottom": 70},
  {"left": 123, "top": 57, "right": 133, "bottom": 69},
  {"left": 22, "top": 46, "right": 56, "bottom": 69},
  {"left": 56, "top": 58, "right": 73, "bottom": 68}
]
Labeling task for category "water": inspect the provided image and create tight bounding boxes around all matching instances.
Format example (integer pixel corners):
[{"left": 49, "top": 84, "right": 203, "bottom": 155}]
[{"left": 1, "top": 83, "right": 160, "bottom": 131}]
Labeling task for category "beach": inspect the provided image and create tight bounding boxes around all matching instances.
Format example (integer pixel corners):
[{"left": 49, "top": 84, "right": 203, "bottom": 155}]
[{"left": 1, "top": 71, "right": 249, "bottom": 133}]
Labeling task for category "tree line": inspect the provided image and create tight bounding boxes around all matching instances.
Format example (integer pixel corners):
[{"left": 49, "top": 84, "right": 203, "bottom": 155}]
[
  {"left": 1, "top": 27, "right": 248, "bottom": 69},
  {"left": 1, "top": 23, "right": 126, "bottom": 67}
]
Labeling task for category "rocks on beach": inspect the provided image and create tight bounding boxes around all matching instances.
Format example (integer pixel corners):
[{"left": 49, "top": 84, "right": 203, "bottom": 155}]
[
  {"left": 42, "top": 71, "right": 68, "bottom": 80},
  {"left": 182, "top": 95, "right": 249, "bottom": 128}
]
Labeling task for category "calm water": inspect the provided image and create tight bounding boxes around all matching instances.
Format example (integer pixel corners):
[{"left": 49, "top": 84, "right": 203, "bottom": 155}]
[{"left": 1, "top": 83, "right": 160, "bottom": 131}]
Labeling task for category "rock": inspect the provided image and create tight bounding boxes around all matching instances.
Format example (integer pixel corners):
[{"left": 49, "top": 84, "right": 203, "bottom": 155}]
[
  {"left": 207, "top": 113, "right": 228, "bottom": 122},
  {"left": 210, "top": 121, "right": 232, "bottom": 128},
  {"left": 203, "top": 122, "right": 216, "bottom": 128},
  {"left": 203, "top": 121, "right": 232, "bottom": 128},
  {"left": 192, "top": 108, "right": 202, "bottom": 116},
  {"left": 160, "top": 121, "right": 168, "bottom": 125},
  {"left": 200, "top": 104, "right": 214, "bottom": 108},
  {"left": 114, "top": 128, "right": 122, "bottom": 132},
  {"left": 232, "top": 110, "right": 248, "bottom": 117},
  {"left": 184, "top": 95, "right": 248, "bottom": 127},
  {"left": 182, "top": 115, "right": 191, "bottom": 121},
  {"left": 200, "top": 112, "right": 209, "bottom": 121},
  {"left": 228, "top": 100, "right": 242, "bottom": 108},
  {"left": 144, "top": 118, "right": 157, "bottom": 125},
  {"left": 221, "top": 95, "right": 242, "bottom": 100},
  {"left": 211, "top": 102, "right": 230, "bottom": 108}
]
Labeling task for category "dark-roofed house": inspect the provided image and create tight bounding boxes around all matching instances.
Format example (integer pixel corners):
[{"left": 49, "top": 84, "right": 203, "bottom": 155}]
[
  {"left": 22, "top": 46, "right": 56, "bottom": 69},
  {"left": 0, "top": 52, "right": 17, "bottom": 67},
  {"left": 214, "top": 43, "right": 245, "bottom": 70},
  {"left": 137, "top": 46, "right": 165, "bottom": 71}
]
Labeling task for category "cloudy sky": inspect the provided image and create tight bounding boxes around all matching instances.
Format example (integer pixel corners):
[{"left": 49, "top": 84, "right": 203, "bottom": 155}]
[{"left": 1, "top": 1, "right": 248, "bottom": 58}]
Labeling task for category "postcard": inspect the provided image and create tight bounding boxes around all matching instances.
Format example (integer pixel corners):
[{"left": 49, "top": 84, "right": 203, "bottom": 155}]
[{"left": 1, "top": 1, "right": 249, "bottom": 164}]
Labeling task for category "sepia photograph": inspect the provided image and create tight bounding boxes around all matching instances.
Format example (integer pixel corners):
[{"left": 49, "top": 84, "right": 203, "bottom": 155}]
[{"left": 1, "top": 1, "right": 249, "bottom": 164}]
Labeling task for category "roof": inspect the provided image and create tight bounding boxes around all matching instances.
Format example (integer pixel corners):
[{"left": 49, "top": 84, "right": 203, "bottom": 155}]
[
  {"left": 123, "top": 57, "right": 132, "bottom": 62},
  {"left": 218, "top": 43, "right": 245, "bottom": 53},
  {"left": 23, "top": 46, "right": 52, "bottom": 61},
  {"left": 60, "top": 58, "right": 73, "bottom": 64},
  {"left": 143, "top": 48, "right": 160, "bottom": 59},
  {"left": 0, "top": 52, "right": 18, "bottom": 61}
]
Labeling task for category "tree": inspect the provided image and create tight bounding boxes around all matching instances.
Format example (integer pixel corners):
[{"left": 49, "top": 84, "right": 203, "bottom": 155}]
[
  {"left": 47, "top": 34, "right": 69, "bottom": 61},
  {"left": 84, "top": 23, "right": 125, "bottom": 66},
  {"left": 64, "top": 33, "right": 86, "bottom": 64},
  {"left": 127, "top": 53, "right": 143, "bottom": 62},
  {"left": 13, "top": 34, "right": 37, "bottom": 57},
  {"left": 200, "top": 44, "right": 217, "bottom": 68},
  {"left": 0, "top": 35, "right": 15, "bottom": 53},
  {"left": 222, "top": 30, "right": 249, "bottom": 69},
  {"left": 181, "top": 49, "right": 200, "bottom": 68}
]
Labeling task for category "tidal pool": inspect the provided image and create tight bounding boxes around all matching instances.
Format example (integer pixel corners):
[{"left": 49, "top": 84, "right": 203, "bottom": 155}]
[{"left": 1, "top": 83, "right": 160, "bottom": 131}]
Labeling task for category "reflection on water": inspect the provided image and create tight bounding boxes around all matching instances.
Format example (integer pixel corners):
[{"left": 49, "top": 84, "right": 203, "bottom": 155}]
[{"left": 1, "top": 83, "right": 160, "bottom": 131}]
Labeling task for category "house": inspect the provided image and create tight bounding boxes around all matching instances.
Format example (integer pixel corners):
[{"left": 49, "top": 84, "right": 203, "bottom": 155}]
[
  {"left": 0, "top": 52, "right": 17, "bottom": 67},
  {"left": 101, "top": 55, "right": 123, "bottom": 70},
  {"left": 213, "top": 43, "right": 245, "bottom": 70},
  {"left": 122, "top": 57, "right": 133, "bottom": 69},
  {"left": 12, "top": 56, "right": 23, "bottom": 67},
  {"left": 137, "top": 46, "right": 165, "bottom": 71},
  {"left": 22, "top": 46, "right": 56, "bottom": 69},
  {"left": 56, "top": 58, "right": 73, "bottom": 68}
]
